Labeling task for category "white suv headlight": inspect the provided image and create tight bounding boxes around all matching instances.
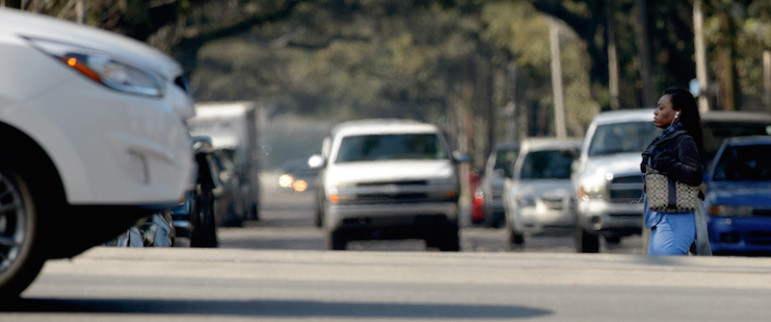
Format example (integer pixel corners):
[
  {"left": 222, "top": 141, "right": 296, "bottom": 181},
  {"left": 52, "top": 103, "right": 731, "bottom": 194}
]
[{"left": 27, "top": 37, "right": 164, "bottom": 97}]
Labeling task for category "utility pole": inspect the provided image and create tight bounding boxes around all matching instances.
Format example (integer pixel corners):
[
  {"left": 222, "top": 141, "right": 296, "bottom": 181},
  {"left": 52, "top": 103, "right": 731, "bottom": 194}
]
[
  {"left": 550, "top": 19, "right": 567, "bottom": 139},
  {"left": 505, "top": 63, "right": 517, "bottom": 143},
  {"left": 606, "top": 0, "right": 620, "bottom": 110}
]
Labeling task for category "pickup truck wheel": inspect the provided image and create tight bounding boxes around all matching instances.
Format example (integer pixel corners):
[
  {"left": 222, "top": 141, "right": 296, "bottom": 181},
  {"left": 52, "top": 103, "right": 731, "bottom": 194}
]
[
  {"left": 0, "top": 169, "right": 45, "bottom": 299},
  {"left": 426, "top": 226, "right": 460, "bottom": 252},
  {"left": 576, "top": 227, "right": 600, "bottom": 253},
  {"left": 314, "top": 196, "right": 324, "bottom": 228},
  {"left": 326, "top": 230, "right": 347, "bottom": 250}
]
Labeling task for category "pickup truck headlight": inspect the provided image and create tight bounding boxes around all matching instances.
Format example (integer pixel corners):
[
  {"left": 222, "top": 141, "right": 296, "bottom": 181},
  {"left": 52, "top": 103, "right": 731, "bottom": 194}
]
[
  {"left": 709, "top": 205, "right": 754, "bottom": 217},
  {"left": 577, "top": 183, "right": 608, "bottom": 200},
  {"left": 28, "top": 37, "right": 164, "bottom": 97},
  {"left": 577, "top": 175, "right": 610, "bottom": 201}
]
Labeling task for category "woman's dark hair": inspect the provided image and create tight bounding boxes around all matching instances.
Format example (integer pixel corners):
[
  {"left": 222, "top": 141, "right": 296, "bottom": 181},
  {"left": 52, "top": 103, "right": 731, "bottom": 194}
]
[{"left": 664, "top": 87, "right": 704, "bottom": 160}]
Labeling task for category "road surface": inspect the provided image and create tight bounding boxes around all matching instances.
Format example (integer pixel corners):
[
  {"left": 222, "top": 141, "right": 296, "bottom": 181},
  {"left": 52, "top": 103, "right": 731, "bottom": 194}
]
[{"left": 9, "top": 173, "right": 765, "bottom": 321}]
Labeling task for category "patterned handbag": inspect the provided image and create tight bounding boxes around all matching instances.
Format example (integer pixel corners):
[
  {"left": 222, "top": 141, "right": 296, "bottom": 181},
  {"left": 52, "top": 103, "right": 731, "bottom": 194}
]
[{"left": 645, "top": 165, "right": 699, "bottom": 213}]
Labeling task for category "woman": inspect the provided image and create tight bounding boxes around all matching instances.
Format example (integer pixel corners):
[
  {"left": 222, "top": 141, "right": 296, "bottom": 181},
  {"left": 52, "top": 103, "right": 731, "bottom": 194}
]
[{"left": 640, "top": 88, "right": 704, "bottom": 255}]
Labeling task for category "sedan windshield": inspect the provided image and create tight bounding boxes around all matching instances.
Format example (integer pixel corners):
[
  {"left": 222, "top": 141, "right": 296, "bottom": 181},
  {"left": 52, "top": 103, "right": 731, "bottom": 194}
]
[
  {"left": 335, "top": 133, "right": 448, "bottom": 163},
  {"left": 713, "top": 144, "right": 771, "bottom": 181}
]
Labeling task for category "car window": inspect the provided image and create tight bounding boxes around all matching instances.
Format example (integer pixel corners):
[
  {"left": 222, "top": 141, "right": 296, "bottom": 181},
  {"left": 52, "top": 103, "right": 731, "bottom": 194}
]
[
  {"left": 702, "top": 122, "right": 771, "bottom": 164},
  {"left": 712, "top": 144, "right": 771, "bottom": 181},
  {"left": 588, "top": 121, "right": 658, "bottom": 157},
  {"left": 335, "top": 133, "right": 447, "bottom": 163},
  {"left": 493, "top": 148, "right": 519, "bottom": 171},
  {"left": 519, "top": 149, "right": 574, "bottom": 180}
]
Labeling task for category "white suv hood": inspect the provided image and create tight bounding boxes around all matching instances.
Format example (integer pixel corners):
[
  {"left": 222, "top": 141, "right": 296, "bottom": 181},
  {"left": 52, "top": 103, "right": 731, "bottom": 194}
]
[{"left": 328, "top": 160, "right": 455, "bottom": 185}]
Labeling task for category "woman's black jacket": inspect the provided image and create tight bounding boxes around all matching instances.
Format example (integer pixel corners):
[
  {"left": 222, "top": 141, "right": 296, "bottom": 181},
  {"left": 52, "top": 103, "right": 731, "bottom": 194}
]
[{"left": 640, "top": 129, "right": 704, "bottom": 187}]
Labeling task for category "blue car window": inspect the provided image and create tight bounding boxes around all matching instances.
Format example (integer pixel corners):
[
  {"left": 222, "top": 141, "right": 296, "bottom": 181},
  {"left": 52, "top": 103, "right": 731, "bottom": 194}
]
[{"left": 713, "top": 144, "right": 771, "bottom": 181}]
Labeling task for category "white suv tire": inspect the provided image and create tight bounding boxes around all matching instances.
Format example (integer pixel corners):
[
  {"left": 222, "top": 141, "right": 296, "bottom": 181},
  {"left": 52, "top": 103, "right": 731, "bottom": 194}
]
[{"left": 0, "top": 166, "right": 45, "bottom": 298}]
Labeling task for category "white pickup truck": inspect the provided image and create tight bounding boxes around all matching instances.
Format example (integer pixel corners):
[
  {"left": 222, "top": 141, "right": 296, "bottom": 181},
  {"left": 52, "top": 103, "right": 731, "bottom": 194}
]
[{"left": 0, "top": 8, "right": 195, "bottom": 297}]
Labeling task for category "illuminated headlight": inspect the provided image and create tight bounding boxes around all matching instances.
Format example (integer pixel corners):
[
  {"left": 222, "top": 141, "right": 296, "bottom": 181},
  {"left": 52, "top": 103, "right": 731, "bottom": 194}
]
[
  {"left": 278, "top": 174, "right": 294, "bottom": 188},
  {"left": 709, "top": 205, "right": 754, "bottom": 217},
  {"left": 517, "top": 196, "right": 537, "bottom": 208},
  {"left": 577, "top": 184, "right": 607, "bottom": 200},
  {"left": 28, "top": 37, "right": 165, "bottom": 97},
  {"left": 577, "top": 177, "right": 608, "bottom": 200}
]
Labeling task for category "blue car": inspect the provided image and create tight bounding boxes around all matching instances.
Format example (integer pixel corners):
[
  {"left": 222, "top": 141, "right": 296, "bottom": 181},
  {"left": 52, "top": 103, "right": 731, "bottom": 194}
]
[{"left": 705, "top": 136, "right": 771, "bottom": 255}]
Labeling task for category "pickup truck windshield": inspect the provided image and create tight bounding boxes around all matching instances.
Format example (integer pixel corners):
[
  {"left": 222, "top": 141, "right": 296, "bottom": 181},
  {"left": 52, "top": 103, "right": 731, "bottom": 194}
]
[
  {"left": 335, "top": 133, "right": 447, "bottom": 163},
  {"left": 588, "top": 121, "right": 658, "bottom": 157}
]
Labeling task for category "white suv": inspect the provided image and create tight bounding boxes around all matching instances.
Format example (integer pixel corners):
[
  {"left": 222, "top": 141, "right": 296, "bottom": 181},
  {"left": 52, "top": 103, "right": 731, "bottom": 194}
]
[
  {"left": 309, "top": 119, "right": 467, "bottom": 251},
  {"left": 0, "top": 9, "right": 195, "bottom": 297}
]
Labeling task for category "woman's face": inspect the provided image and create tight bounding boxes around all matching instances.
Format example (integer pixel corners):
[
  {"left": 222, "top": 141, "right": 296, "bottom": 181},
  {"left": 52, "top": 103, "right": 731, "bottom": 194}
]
[{"left": 654, "top": 94, "right": 679, "bottom": 128}]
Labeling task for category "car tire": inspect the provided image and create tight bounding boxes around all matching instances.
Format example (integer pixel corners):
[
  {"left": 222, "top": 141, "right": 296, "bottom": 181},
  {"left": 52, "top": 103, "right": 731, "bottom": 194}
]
[
  {"left": 314, "top": 193, "right": 324, "bottom": 228},
  {"left": 576, "top": 227, "right": 600, "bottom": 253},
  {"left": 604, "top": 236, "right": 621, "bottom": 244},
  {"left": 508, "top": 228, "right": 525, "bottom": 246},
  {"left": 326, "top": 230, "right": 346, "bottom": 250},
  {"left": 0, "top": 168, "right": 46, "bottom": 299},
  {"left": 190, "top": 182, "right": 218, "bottom": 248},
  {"left": 505, "top": 214, "right": 524, "bottom": 246},
  {"left": 426, "top": 226, "right": 460, "bottom": 252}
]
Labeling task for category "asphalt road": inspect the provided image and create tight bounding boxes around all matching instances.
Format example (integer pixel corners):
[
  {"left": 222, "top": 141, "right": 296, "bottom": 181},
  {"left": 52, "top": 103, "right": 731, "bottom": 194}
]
[
  {"left": 13, "top": 246, "right": 771, "bottom": 321},
  {"left": 14, "top": 173, "right": 771, "bottom": 321}
]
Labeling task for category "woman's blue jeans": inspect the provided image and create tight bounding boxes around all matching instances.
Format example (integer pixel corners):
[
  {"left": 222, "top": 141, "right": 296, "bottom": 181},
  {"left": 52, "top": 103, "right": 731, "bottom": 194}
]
[
  {"left": 644, "top": 194, "right": 696, "bottom": 256},
  {"left": 647, "top": 212, "right": 696, "bottom": 256}
]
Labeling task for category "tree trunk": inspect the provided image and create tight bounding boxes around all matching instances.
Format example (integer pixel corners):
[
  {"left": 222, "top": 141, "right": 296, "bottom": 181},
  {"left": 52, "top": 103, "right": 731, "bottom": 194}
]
[
  {"left": 633, "top": 0, "right": 654, "bottom": 107},
  {"left": 715, "top": 7, "right": 738, "bottom": 110},
  {"left": 764, "top": 50, "right": 771, "bottom": 111}
]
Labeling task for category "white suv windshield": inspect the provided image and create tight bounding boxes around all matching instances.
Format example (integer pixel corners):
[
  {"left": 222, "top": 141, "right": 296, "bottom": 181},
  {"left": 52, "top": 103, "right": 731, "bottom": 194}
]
[
  {"left": 335, "top": 133, "right": 448, "bottom": 163},
  {"left": 588, "top": 121, "right": 658, "bottom": 157}
]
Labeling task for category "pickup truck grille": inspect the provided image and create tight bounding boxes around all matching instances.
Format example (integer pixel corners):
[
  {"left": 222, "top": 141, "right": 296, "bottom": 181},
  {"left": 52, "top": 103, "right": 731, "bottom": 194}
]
[
  {"left": 609, "top": 174, "right": 644, "bottom": 203},
  {"left": 338, "top": 180, "right": 454, "bottom": 204}
]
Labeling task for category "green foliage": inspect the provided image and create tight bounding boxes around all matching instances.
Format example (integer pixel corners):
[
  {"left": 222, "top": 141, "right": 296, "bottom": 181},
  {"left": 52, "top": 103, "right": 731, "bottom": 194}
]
[{"left": 15, "top": 0, "right": 771, "bottom": 157}]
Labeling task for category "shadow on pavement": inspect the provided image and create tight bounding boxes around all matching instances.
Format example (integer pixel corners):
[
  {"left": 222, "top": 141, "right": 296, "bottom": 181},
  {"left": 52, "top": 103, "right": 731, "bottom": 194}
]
[{"left": 4, "top": 298, "right": 552, "bottom": 319}]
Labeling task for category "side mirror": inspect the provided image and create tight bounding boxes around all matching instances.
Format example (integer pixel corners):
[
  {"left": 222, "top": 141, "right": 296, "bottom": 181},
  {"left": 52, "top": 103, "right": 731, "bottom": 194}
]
[
  {"left": 452, "top": 151, "right": 471, "bottom": 163},
  {"left": 308, "top": 154, "right": 326, "bottom": 169}
]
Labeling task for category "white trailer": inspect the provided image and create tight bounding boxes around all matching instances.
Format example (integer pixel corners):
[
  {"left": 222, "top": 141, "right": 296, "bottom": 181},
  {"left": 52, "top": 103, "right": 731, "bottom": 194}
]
[{"left": 188, "top": 101, "right": 261, "bottom": 223}]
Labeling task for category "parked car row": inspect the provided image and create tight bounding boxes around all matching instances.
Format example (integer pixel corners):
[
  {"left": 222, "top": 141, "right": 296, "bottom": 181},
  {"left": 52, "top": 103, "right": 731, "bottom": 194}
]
[{"left": 479, "top": 108, "right": 771, "bottom": 254}]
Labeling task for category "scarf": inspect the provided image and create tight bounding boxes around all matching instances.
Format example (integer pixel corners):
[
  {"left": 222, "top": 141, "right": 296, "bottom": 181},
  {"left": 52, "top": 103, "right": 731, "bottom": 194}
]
[{"left": 642, "top": 121, "right": 683, "bottom": 164}]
